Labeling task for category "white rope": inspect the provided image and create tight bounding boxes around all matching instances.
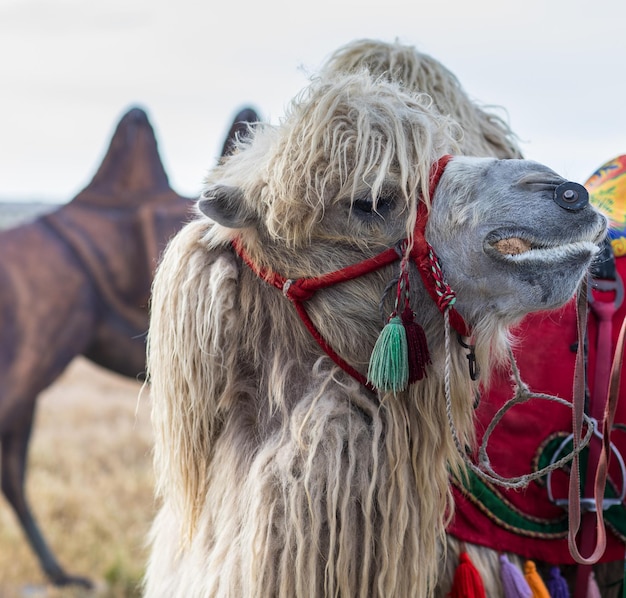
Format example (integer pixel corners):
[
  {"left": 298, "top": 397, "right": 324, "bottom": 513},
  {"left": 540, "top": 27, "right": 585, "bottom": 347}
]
[{"left": 444, "top": 308, "right": 595, "bottom": 490}]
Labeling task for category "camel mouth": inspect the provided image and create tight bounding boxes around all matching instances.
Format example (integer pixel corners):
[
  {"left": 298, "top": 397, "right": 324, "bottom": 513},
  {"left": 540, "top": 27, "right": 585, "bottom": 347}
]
[
  {"left": 490, "top": 240, "right": 600, "bottom": 263},
  {"left": 486, "top": 230, "right": 601, "bottom": 263},
  {"left": 491, "top": 237, "right": 534, "bottom": 256}
]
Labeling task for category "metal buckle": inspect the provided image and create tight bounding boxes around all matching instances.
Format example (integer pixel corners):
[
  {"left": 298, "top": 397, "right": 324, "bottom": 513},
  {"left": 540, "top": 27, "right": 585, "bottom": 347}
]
[
  {"left": 547, "top": 418, "right": 626, "bottom": 512},
  {"left": 588, "top": 272, "right": 624, "bottom": 309}
]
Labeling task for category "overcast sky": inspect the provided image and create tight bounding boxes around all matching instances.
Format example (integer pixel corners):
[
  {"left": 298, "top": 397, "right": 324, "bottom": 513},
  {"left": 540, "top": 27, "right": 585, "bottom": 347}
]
[{"left": 1, "top": 0, "right": 624, "bottom": 203}]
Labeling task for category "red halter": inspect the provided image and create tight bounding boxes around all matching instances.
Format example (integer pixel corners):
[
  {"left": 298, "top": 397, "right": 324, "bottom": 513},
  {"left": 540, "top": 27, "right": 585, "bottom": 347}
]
[{"left": 232, "top": 154, "right": 469, "bottom": 390}]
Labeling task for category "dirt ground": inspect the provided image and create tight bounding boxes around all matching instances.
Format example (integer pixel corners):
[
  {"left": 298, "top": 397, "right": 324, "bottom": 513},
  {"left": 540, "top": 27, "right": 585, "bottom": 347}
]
[{"left": 0, "top": 358, "right": 154, "bottom": 598}]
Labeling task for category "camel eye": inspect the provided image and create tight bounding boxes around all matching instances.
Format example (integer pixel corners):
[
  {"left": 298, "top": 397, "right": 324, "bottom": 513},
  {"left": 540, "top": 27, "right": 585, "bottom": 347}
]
[
  {"left": 352, "top": 190, "right": 396, "bottom": 217},
  {"left": 353, "top": 196, "right": 376, "bottom": 214}
]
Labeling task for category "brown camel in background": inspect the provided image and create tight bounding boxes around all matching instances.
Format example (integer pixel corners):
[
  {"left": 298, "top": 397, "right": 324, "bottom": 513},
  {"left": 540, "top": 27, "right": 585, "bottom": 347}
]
[{"left": 0, "top": 104, "right": 259, "bottom": 587}]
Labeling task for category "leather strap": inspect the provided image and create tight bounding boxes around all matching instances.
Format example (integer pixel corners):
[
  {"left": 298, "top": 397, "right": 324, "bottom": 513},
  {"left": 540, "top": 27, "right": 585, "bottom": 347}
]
[
  {"left": 569, "top": 278, "right": 625, "bottom": 572},
  {"left": 575, "top": 295, "right": 617, "bottom": 594}
]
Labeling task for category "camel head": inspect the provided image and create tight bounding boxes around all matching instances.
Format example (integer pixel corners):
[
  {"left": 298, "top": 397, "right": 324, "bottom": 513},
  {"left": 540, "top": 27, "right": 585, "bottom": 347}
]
[
  {"left": 427, "top": 156, "right": 607, "bottom": 323},
  {"left": 197, "top": 72, "right": 606, "bottom": 382}
]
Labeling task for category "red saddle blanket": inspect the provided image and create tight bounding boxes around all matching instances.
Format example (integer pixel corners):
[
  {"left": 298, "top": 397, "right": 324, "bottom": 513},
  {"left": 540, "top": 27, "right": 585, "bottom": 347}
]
[{"left": 448, "top": 266, "right": 626, "bottom": 563}]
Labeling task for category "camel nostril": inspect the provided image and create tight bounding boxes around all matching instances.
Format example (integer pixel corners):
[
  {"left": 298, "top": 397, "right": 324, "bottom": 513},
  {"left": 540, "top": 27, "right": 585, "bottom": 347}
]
[{"left": 553, "top": 181, "right": 589, "bottom": 211}]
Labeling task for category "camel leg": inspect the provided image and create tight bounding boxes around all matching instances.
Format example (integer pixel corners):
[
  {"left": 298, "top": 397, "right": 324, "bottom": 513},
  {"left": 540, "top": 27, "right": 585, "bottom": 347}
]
[{"left": 1, "top": 405, "right": 92, "bottom": 588}]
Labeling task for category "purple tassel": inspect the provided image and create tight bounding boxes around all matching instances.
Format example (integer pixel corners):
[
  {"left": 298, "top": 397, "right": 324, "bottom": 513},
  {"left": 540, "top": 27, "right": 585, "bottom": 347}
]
[
  {"left": 586, "top": 572, "right": 601, "bottom": 598},
  {"left": 401, "top": 305, "right": 431, "bottom": 382},
  {"left": 500, "top": 554, "right": 532, "bottom": 598},
  {"left": 546, "top": 566, "right": 570, "bottom": 597}
]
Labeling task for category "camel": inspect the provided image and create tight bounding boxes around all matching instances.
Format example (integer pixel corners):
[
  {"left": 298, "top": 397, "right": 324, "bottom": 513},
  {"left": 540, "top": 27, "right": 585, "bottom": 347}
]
[
  {"left": 0, "top": 104, "right": 258, "bottom": 587},
  {"left": 143, "top": 71, "right": 606, "bottom": 597},
  {"left": 322, "top": 39, "right": 626, "bottom": 597}
]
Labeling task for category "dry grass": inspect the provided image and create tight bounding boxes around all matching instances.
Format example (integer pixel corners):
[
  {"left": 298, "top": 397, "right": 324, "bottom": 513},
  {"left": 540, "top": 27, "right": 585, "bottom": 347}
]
[{"left": 0, "top": 358, "right": 155, "bottom": 598}]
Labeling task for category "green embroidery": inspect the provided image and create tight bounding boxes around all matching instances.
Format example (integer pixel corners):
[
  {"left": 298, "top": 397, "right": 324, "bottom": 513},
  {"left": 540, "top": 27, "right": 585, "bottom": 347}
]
[{"left": 456, "top": 435, "right": 626, "bottom": 539}]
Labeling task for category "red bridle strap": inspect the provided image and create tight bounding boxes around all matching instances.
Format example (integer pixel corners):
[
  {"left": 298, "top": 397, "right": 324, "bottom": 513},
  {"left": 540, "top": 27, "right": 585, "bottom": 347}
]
[
  {"left": 233, "top": 238, "right": 401, "bottom": 303},
  {"left": 410, "top": 154, "right": 471, "bottom": 337},
  {"left": 231, "top": 154, "right": 469, "bottom": 390},
  {"left": 231, "top": 238, "right": 400, "bottom": 391}
]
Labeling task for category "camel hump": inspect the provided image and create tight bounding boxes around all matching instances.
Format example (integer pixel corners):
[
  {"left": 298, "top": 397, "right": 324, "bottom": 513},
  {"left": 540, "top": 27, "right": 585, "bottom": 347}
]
[{"left": 75, "top": 106, "right": 173, "bottom": 206}]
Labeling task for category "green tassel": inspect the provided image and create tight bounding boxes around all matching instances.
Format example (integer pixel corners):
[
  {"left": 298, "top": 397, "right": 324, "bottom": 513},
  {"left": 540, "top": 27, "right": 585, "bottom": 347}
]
[{"left": 367, "top": 315, "right": 409, "bottom": 392}]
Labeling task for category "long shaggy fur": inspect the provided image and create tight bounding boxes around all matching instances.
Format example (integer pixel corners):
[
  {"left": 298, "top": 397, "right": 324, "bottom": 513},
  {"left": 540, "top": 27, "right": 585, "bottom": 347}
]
[{"left": 319, "top": 38, "right": 522, "bottom": 161}]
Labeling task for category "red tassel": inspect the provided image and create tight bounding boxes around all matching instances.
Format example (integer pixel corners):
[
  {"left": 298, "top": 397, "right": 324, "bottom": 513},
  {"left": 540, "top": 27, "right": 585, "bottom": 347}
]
[
  {"left": 401, "top": 305, "right": 431, "bottom": 382},
  {"left": 449, "top": 551, "right": 486, "bottom": 598}
]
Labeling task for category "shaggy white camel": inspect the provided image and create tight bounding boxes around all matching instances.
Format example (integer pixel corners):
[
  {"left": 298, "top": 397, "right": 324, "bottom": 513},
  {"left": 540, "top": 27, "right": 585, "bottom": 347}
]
[{"left": 144, "top": 72, "right": 606, "bottom": 597}]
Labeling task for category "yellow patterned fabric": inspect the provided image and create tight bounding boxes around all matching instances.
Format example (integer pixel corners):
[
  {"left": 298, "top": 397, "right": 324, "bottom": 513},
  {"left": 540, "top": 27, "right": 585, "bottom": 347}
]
[{"left": 586, "top": 154, "right": 626, "bottom": 256}]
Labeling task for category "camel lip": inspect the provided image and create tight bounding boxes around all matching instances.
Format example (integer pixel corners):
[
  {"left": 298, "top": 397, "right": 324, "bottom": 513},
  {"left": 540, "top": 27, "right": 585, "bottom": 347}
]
[
  {"left": 486, "top": 240, "right": 600, "bottom": 264},
  {"left": 484, "top": 227, "right": 602, "bottom": 262},
  {"left": 485, "top": 229, "right": 554, "bottom": 257}
]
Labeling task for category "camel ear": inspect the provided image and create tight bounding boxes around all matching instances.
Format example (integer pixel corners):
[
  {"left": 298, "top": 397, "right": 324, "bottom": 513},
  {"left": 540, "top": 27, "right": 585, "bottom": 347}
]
[{"left": 198, "top": 184, "right": 257, "bottom": 228}]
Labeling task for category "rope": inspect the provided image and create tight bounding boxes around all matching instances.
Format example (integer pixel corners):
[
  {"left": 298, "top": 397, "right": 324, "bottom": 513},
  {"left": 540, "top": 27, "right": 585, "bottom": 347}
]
[{"left": 444, "top": 309, "right": 595, "bottom": 490}]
